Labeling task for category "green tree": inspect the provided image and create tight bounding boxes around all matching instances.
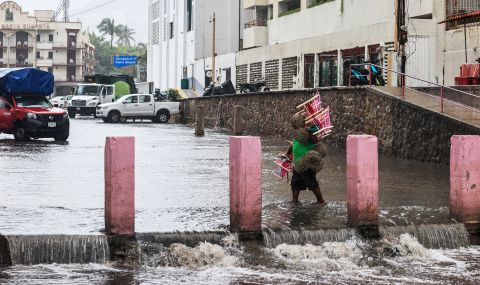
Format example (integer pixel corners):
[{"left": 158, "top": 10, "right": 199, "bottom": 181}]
[
  {"left": 97, "top": 18, "right": 120, "bottom": 49},
  {"left": 116, "top": 24, "right": 136, "bottom": 47}
]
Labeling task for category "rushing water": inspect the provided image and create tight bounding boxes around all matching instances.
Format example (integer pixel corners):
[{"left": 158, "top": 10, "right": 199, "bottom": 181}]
[
  {"left": 5, "top": 235, "right": 109, "bottom": 265},
  {"left": 0, "top": 119, "right": 477, "bottom": 284}
]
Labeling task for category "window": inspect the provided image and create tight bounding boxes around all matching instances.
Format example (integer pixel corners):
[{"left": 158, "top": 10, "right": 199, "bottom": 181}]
[
  {"left": 304, "top": 54, "right": 315, "bottom": 88},
  {"left": 36, "top": 51, "right": 40, "bottom": 59},
  {"left": 124, "top": 96, "right": 138, "bottom": 104},
  {"left": 169, "top": 22, "right": 174, "bottom": 39},
  {"left": 5, "top": 8, "right": 13, "bottom": 21},
  {"left": 48, "top": 52, "right": 53, "bottom": 59},
  {"left": 36, "top": 34, "right": 40, "bottom": 42},
  {"left": 225, "top": 68, "right": 231, "bottom": 82},
  {"left": 187, "top": 0, "right": 193, "bottom": 31},
  {"left": 48, "top": 34, "right": 53, "bottom": 42},
  {"left": 139, "top": 95, "right": 151, "bottom": 103}
]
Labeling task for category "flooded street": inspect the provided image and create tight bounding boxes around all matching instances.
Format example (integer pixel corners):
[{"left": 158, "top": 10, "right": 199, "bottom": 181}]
[
  {"left": 0, "top": 119, "right": 451, "bottom": 234},
  {"left": 1, "top": 119, "right": 479, "bottom": 284}
]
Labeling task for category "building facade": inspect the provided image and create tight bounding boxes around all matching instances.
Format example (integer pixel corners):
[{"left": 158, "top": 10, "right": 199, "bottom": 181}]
[
  {"left": 0, "top": 1, "right": 90, "bottom": 86},
  {"left": 148, "top": 0, "right": 480, "bottom": 92},
  {"left": 147, "top": 0, "right": 248, "bottom": 93}
]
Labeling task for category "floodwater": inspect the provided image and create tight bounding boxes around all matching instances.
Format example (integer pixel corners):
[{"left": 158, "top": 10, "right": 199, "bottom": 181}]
[{"left": 1, "top": 119, "right": 478, "bottom": 284}]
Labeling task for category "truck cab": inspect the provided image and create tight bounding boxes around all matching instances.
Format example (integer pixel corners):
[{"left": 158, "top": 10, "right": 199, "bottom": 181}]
[
  {"left": 0, "top": 95, "right": 69, "bottom": 141},
  {"left": 67, "top": 84, "right": 115, "bottom": 118}
]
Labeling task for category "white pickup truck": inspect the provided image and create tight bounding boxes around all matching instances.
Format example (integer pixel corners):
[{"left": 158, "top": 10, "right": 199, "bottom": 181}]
[{"left": 96, "top": 94, "right": 180, "bottom": 123}]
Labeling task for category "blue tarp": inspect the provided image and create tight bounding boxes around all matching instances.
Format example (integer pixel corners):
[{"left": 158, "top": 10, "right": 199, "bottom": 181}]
[{"left": 0, "top": 68, "right": 54, "bottom": 97}]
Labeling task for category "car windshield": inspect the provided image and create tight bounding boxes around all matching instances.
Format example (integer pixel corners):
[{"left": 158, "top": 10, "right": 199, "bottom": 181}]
[
  {"left": 14, "top": 96, "right": 52, "bottom": 108},
  {"left": 75, "top": 85, "right": 100, "bottom": 96}
]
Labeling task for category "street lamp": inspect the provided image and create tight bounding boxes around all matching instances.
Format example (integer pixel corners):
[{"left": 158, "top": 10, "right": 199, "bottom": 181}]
[{"left": 209, "top": 13, "right": 216, "bottom": 84}]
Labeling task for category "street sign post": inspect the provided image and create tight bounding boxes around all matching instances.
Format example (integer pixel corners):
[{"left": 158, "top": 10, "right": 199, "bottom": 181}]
[{"left": 113, "top": 56, "right": 138, "bottom": 68}]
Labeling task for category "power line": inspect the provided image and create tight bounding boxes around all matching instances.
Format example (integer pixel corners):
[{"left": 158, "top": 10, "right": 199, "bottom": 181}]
[{"left": 70, "top": 0, "right": 119, "bottom": 18}]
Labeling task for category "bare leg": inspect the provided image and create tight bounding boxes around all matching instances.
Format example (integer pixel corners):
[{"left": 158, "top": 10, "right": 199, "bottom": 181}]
[
  {"left": 311, "top": 186, "right": 325, "bottom": 204},
  {"left": 292, "top": 190, "right": 300, "bottom": 204}
]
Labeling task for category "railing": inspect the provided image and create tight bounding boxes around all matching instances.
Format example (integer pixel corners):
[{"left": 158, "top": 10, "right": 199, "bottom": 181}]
[
  {"left": 52, "top": 42, "right": 84, "bottom": 49},
  {"left": 348, "top": 63, "right": 480, "bottom": 114},
  {"left": 244, "top": 20, "right": 267, "bottom": 29}
]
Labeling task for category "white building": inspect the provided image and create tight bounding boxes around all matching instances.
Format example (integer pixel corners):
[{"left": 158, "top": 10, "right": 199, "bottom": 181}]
[
  {"left": 147, "top": 0, "right": 248, "bottom": 93},
  {"left": 238, "top": 0, "right": 480, "bottom": 88},
  {"left": 148, "top": 0, "right": 480, "bottom": 93},
  {"left": 0, "top": 1, "right": 91, "bottom": 90}
]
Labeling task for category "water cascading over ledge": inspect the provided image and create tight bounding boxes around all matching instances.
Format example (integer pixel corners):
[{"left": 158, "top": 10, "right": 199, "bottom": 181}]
[{"left": 4, "top": 235, "right": 109, "bottom": 265}]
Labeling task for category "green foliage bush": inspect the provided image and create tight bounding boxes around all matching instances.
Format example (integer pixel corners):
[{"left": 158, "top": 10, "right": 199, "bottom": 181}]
[
  {"left": 114, "top": 81, "right": 131, "bottom": 100},
  {"left": 279, "top": 7, "right": 300, "bottom": 17},
  {"left": 308, "top": 0, "right": 334, "bottom": 8},
  {"left": 166, "top": 89, "right": 181, "bottom": 102}
]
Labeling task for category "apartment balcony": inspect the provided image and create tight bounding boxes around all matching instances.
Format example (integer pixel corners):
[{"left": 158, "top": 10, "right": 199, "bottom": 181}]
[
  {"left": 243, "top": 0, "right": 268, "bottom": 9},
  {"left": 52, "top": 59, "right": 84, "bottom": 66},
  {"left": 243, "top": 20, "right": 268, "bottom": 49},
  {"left": 52, "top": 42, "right": 85, "bottom": 49},
  {"left": 36, "top": 42, "right": 54, "bottom": 50},
  {"left": 36, "top": 58, "right": 53, "bottom": 67}
]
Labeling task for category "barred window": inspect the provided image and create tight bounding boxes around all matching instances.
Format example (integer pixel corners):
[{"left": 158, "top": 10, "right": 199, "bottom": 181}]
[
  {"left": 152, "top": 21, "right": 159, "bottom": 44},
  {"left": 282, "top": 56, "right": 298, "bottom": 89},
  {"left": 152, "top": 1, "right": 160, "bottom": 20},
  {"left": 446, "top": 0, "right": 480, "bottom": 29}
]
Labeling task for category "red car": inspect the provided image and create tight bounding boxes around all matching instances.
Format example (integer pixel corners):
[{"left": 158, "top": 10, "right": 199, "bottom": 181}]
[{"left": 0, "top": 68, "right": 69, "bottom": 141}]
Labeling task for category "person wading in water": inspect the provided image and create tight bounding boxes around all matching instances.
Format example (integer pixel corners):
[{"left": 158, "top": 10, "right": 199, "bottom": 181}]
[{"left": 286, "top": 113, "right": 327, "bottom": 205}]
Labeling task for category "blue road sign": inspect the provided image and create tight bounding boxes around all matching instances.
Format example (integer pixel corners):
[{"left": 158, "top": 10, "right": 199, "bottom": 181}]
[{"left": 113, "top": 56, "right": 138, "bottom": 68}]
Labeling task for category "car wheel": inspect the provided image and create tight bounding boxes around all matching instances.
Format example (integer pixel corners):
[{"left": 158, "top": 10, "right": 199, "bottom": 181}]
[
  {"left": 156, "top": 110, "right": 170, "bottom": 123},
  {"left": 13, "top": 127, "right": 28, "bottom": 141},
  {"left": 54, "top": 132, "right": 69, "bottom": 142},
  {"left": 68, "top": 111, "right": 76, "bottom": 118},
  {"left": 108, "top": 111, "right": 121, "bottom": 123}
]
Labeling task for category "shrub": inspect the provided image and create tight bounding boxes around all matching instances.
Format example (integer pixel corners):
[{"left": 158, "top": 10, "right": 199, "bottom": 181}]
[
  {"left": 166, "top": 88, "right": 181, "bottom": 102},
  {"left": 114, "top": 81, "right": 131, "bottom": 100}
]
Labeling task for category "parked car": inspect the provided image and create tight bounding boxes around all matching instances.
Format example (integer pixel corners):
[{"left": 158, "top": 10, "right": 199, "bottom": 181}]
[
  {"left": 50, "top": 96, "right": 65, "bottom": 107},
  {"left": 96, "top": 94, "right": 180, "bottom": 123},
  {"left": 0, "top": 68, "right": 69, "bottom": 141}
]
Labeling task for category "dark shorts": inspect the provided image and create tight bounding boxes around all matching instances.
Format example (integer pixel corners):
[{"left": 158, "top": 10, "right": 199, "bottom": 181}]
[{"left": 291, "top": 169, "right": 319, "bottom": 191}]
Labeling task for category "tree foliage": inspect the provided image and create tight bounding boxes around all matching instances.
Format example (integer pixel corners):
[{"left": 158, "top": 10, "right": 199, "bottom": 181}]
[{"left": 89, "top": 18, "right": 147, "bottom": 80}]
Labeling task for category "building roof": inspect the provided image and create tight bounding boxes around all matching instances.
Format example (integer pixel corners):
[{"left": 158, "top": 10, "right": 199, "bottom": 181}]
[{"left": 438, "top": 10, "right": 480, "bottom": 24}]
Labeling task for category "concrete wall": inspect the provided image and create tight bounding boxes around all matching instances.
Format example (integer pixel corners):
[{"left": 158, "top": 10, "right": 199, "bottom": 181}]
[{"left": 180, "top": 87, "right": 480, "bottom": 164}]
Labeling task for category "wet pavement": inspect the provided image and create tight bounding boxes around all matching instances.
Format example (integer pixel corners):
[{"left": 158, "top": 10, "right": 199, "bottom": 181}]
[{"left": 0, "top": 118, "right": 452, "bottom": 234}]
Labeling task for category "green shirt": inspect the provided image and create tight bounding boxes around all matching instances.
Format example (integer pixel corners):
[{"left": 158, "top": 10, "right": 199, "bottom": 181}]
[{"left": 292, "top": 140, "right": 317, "bottom": 163}]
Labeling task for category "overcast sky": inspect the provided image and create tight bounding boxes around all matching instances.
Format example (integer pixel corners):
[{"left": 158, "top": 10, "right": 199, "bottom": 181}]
[{"left": 15, "top": 0, "right": 148, "bottom": 43}]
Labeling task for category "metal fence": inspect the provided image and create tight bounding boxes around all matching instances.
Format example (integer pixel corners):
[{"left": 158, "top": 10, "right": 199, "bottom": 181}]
[{"left": 447, "top": 0, "right": 480, "bottom": 17}]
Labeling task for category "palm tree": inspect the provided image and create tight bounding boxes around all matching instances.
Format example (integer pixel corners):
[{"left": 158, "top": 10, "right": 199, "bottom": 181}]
[
  {"left": 116, "top": 24, "right": 136, "bottom": 47},
  {"left": 97, "top": 18, "right": 120, "bottom": 48}
]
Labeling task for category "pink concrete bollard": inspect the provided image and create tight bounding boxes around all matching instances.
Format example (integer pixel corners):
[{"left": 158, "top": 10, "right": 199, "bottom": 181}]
[
  {"left": 105, "top": 137, "right": 135, "bottom": 235},
  {"left": 346, "top": 135, "right": 379, "bottom": 226},
  {"left": 229, "top": 136, "right": 262, "bottom": 232},
  {"left": 450, "top": 135, "right": 480, "bottom": 222}
]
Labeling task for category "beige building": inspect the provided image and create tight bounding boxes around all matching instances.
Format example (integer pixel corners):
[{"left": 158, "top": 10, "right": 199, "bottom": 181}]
[{"left": 0, "top": 1, "right": 91, "bottom": 87}]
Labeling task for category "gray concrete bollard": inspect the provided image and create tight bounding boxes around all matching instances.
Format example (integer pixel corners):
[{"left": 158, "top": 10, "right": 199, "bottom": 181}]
[
  {"left": 195, "top": 105, "right": 205, "bottom": 136},
  {"left": 233, "top": 106, "right": 244, "bottom": 136}
]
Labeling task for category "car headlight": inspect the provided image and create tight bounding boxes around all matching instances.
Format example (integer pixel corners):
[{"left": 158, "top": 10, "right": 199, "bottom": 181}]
[
  {"left": 102, "top": 106, "right": 108, "bottom": 109},
  {"left": 26, "top": 112, "right": 37, "bottom": 120},
  {"left": 88, "top": 101, "right": 98, "bottom": 106}
]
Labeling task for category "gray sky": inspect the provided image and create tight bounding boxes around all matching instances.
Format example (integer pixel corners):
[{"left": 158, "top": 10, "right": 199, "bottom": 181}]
[{"left": 15, "top": 0, "right": 148, "bottom": 43}]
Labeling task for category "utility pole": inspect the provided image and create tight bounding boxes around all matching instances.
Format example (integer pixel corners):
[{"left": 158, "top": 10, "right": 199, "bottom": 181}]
[
  {"left": 210, "top": 13, "right": 216, "bottom": 84},
  {"left": 396, "top": 0, "right": 407, "bottom": 83}
]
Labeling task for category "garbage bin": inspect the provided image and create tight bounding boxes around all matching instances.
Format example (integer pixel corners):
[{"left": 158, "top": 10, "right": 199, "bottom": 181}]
[{"left": 180, "top": 79, "right": 189, "bottom": 89}]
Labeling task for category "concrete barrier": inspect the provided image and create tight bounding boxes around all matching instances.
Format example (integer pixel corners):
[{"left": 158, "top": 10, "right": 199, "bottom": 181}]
[
  {"left": 450, "top": 136, "right": 480, "bottom": 222},
  {"left": 195, "top": 105, "right": 205, "bottom": 136},
  {"left": 105, "top": 137, "right": 135, "bottom": 236},
  {"left": 229, "top": 136, "right": 262, "bottom": 234},
  {"left": 233, "top": 106, "right": 244, "bottom": 135},
  {"left": 346, "top": 135, "right": 379, "bottom": 228}
]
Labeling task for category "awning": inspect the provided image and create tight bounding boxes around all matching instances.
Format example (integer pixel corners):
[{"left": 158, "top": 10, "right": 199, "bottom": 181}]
[{"left": 438, "top": 10, "right": 480, "bottom": 24}]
